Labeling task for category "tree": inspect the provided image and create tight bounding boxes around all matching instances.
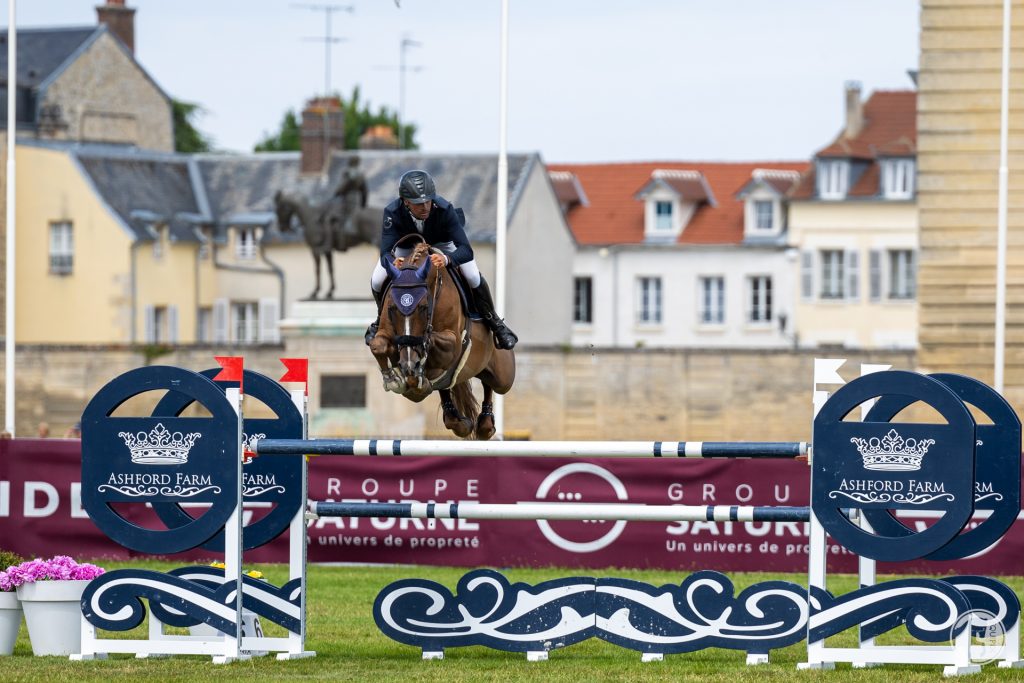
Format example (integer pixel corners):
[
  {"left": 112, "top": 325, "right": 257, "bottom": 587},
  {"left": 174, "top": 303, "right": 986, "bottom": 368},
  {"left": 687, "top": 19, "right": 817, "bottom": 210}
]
[
  {"left": 254, "top": 110, "right": 301, "bottom": 152},
  {"left": 253, "top": 86, "right": 417, "bottom": 152},
  {"left": 172, "top": 99, "right": 214, "bottom": 153}
]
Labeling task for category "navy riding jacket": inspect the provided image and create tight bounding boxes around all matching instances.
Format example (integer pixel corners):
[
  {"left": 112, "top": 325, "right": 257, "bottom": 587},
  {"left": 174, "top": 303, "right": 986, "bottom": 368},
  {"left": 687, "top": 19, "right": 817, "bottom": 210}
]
[{"left": 378, "top": 195, "right": 474, "bottom": 268}]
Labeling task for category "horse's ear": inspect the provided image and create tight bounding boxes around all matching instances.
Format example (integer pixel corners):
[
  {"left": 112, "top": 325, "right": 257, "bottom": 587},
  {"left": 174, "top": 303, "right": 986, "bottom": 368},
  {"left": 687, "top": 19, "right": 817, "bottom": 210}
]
[{"left": 415, "top": 256, "right": 432, "bottom": 280}]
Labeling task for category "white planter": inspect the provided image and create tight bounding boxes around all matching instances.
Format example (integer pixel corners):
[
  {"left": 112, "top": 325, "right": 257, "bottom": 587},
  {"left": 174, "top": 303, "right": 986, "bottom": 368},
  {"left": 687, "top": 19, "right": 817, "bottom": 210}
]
[
  {"left": 16, "top": 580, "right": 90, "bottom": 656},
  {"left": 0, "top": 591, "right": 22, "bottom": 656}
]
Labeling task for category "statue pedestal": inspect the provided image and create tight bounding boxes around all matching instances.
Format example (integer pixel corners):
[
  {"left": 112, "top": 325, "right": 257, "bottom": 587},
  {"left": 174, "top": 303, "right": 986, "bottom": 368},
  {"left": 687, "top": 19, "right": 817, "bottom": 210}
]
[
  {"left": 279, "top": 299, "right": 376, "bottom": 338},
  {"left": 278, "top": 298, "right": 444, "bottom": 438}
]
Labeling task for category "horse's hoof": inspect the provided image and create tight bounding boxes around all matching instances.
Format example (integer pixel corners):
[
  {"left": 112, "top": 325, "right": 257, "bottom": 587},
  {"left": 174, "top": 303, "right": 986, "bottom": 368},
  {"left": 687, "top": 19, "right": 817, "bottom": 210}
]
[
  {"left": 475, "top": 421, "right": 495, "bottom": 440},
  {"left": 451, "top": 419, "right": 473, "bottom": 439}
]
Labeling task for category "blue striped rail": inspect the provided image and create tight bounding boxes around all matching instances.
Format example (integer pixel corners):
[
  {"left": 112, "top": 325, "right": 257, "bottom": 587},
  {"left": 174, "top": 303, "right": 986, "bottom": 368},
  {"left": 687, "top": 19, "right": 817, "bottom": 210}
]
[{"left": 255, "top": 438, "right": 808, "bottom": 458}]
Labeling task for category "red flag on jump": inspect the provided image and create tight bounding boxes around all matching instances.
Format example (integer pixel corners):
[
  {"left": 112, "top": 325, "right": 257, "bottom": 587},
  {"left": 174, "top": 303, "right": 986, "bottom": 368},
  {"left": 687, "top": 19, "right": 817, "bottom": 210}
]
[
  {"left": 279, "top": 358, "right": 309, "bottom": 394},
  {"left": 213, "top": 356, "right": 244, "bottom": 392}
]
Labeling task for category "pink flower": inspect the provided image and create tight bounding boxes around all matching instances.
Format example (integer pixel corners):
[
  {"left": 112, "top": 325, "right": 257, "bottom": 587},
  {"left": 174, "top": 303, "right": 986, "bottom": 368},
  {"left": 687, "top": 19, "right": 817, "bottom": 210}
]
[{"left": 0, "top": 556, "right": 104, "bottom": 590}]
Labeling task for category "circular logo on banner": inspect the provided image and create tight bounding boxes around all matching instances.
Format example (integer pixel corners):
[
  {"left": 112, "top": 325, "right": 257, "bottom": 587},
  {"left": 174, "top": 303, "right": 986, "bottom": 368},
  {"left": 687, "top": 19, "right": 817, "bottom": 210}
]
[
  {"left": 812, "top": 371, "right": 976, "bottom": 562},
  {"left": 534, "top": 463, "right": 628, "bottom": 553},
  {"left": 400, "top": 293, "right": 415, "bottom": 308},
  {"left": 81, "top": 366, "right": 239, "bottom": 555}
]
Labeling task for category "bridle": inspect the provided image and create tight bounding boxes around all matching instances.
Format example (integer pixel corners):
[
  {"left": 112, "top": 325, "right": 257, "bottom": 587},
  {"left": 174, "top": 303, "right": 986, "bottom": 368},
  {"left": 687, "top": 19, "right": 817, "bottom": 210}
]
[{"left": 386, "top": 247, "right": 443, "bottom": 387}]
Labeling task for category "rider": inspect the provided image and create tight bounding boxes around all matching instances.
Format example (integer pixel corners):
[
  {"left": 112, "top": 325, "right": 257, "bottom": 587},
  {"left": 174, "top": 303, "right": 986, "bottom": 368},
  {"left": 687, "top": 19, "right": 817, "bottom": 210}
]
[
  {"left": 333, "top": 156, "right": 368, "bottom": 238},
  {"left": 364, "top": 169, "right": 519, "bottom": 350}
]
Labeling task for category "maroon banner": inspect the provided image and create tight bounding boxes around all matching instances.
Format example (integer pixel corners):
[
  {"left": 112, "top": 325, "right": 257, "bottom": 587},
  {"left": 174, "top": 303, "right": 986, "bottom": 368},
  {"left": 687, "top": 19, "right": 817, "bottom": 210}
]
[{"left": 1, "top": 439, "right": 1022, "bottom": 574}]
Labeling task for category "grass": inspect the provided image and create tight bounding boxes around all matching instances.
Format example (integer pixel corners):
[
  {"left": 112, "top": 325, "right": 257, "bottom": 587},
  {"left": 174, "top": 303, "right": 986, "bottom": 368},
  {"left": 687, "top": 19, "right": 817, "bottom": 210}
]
[{"left": 1, "top": 561, "right": 1022, "bottom": 682}]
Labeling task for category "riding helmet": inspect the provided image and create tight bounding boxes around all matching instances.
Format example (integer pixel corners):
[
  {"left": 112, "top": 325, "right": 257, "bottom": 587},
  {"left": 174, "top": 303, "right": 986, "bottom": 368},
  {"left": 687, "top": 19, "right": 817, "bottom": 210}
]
[{"left": 399, "top": 170, "right": 436, "bottom": 204}]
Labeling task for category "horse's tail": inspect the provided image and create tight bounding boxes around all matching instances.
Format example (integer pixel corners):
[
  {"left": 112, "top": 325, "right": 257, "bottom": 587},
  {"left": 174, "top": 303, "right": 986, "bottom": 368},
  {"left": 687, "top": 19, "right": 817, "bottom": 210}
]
[{"left": 450, "top": 381, "right": 479, "bottom": 439}]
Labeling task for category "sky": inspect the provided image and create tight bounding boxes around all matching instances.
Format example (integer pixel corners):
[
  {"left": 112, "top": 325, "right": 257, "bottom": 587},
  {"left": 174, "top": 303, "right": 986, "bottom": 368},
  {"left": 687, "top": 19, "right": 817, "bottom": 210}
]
[{"left": 10, "top": 1, "right": 919, "bottom": 163}]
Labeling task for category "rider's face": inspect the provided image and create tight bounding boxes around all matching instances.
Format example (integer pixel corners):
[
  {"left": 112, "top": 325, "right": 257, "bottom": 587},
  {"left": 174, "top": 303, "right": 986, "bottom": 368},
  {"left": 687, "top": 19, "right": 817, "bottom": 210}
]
[{"left": 404, "top": 199, "right": 432, "bottom": 221}]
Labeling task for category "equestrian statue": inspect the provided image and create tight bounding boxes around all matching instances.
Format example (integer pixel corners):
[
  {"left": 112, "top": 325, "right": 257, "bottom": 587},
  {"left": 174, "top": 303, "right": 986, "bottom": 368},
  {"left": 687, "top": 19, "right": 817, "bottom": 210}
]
[{"left": 274, "top": 157, "right": 380, "bottom": 299}]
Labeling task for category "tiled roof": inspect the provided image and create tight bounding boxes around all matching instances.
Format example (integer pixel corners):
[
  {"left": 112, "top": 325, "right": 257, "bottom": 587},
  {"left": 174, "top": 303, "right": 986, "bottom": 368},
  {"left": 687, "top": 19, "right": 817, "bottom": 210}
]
[
  {"left": 635, "top": 169, "right": 716, "bottom": 205},
  {"left": 549, "top": 170, "right": 588, "bottom": 209},
  {"left": 30, "top": 141, "right": 541, "bottom": 245},
  {"left": 816, "top": 90, "right": 916, "bottom": 159},
  {"left": 793, "top": 90, "right": 916, "bottom": 200},
  {"left": 0, "top": 27, "right": 98, "bottom": 89},
  {"left": 198, "top": 150, "right": 536, "bottom": 243},
  {"left": 546, "top": 161, "right": 807, "bottom": 246},
  {"left": 736, "top": 169, "right": 802, "bottom": 198}
]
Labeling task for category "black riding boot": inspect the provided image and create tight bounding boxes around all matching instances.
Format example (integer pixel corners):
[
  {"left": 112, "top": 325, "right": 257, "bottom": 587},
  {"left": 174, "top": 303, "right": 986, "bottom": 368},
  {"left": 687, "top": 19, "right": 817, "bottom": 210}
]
[
  {"left": 364, "top": 289, "right": 385, "bottom": 345},
  {"left": 471, "top": 278, "right": 518, "bottom": 350}
]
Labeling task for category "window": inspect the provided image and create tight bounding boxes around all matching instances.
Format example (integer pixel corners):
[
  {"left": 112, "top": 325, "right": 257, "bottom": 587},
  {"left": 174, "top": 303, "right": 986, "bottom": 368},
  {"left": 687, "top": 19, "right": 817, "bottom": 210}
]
[
  {"left": 49, "top": 222, "right": 73, "bottom": 275},
  {"left": 754, "top": 200, "right": 774, "bottom": 231},
  {"left": 820, "top": 250, "right": 845, "bottom": 299},
  {"left": 748, "top": 276, "right": 772, "bottom": 323},
  {"left": 636, "top": 277, "right": 662, "bottom": 324},
  {"left": 573, "top": 276, "right": 593, "bottom": 324},
  {"left": 150, "top": 306, "right": 167, "bottom": 343},
  {"left": 236, "top": 228, "right": 257, "bottom": 260},
  {"left": 232, "top": 301, "right": 258, "bottom": 343},
  {"left": 881, "top": 159, "right": 915, "bottom": 199},
  {"left": 817, "top": 160, "right": 849, "bottom": 199},
  {"left": 144, "top": 305, "right": 176, "bottom": 343},
  {"left": 321, "top": 375, "right": 366, "bottom": 408},
  {"left": 197, "top": 307, "right": 213, "bottom": 343},
  {"left": 699, "top": 276, "right": 725, "bottom": 324},
  {"left": 888, "top": 249, "right": 916, "bottom": 299},
  {"left": 654, "top": 201, "right": 673, "bottom": 231}
]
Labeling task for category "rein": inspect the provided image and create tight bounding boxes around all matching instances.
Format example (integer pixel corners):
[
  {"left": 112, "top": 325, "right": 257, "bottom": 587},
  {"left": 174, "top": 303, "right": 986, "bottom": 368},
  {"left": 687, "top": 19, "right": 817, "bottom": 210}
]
[{"left": 387, "top": 248, "right": 472, "bottom": 391}]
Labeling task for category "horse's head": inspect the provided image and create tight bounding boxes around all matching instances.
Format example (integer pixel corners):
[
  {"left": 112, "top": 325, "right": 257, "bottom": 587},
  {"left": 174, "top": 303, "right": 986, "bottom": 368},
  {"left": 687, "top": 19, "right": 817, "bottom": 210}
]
[
  {"left": 274, "top": 191, "right": 295, "bottom": 232},
  {"left": 385, "top": 242, "right": 436, "bottom": 389}
]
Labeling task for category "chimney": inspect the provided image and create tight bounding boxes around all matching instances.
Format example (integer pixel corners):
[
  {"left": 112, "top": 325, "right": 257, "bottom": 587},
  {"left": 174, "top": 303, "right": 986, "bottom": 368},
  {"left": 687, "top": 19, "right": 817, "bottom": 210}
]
[
  {"left": 844, "top": 80, "right": 863, "bottom": 139},
  {"left": 96, "top": 0, "right": 136, "bottom": 54},
  {"left": 300, "top": 97, "right": 346, "bottom": 174},
  {"left": 358, "top": 124, "right": 399, "bottom": 150}
]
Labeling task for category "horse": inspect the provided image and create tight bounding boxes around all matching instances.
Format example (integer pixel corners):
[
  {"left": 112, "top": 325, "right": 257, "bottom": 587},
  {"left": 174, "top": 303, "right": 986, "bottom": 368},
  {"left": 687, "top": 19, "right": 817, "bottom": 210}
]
[
  {"left": 273, "top": 190, "right": 380, "bottom": 299},
  {"left": 368, "top": 238, "right": 515, "bottom": 439}
]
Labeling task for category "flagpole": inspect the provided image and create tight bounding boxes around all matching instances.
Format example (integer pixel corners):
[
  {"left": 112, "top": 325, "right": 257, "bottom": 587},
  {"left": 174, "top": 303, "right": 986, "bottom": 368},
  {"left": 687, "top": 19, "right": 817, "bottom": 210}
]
[
  {"left": 493, "top": 0, "right": 509, "bottom": 438},
  {"left": 5, "top": 0, "right": 17, "bottom": 436}
]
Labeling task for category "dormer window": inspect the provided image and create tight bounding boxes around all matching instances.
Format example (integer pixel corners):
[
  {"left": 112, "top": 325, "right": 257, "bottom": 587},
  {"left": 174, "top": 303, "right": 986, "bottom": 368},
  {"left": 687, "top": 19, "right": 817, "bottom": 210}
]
[
  {"left": 736, "top": 169, "right": 798, "bottom": 239},
  {"left": 655, "top": 201, "right": 673, "bottom": 231},
  {"left": 881, "top": 158, "right": 915, "bottom": 199},
  {"left": 817, "top": 159, "right": 849, "bottom": 200},
  {"left": 634, "top": 169, "right": 715, "bottom": 241}
]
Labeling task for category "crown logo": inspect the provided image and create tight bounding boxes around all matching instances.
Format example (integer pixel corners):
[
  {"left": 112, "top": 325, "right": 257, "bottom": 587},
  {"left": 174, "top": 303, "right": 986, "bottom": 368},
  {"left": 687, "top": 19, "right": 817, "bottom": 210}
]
[
  {"left": 119, "top": 423, "right": 201, "bottom": 465},
  {"left": 850, "top": 428, "right": 934, "bottom": 471}
]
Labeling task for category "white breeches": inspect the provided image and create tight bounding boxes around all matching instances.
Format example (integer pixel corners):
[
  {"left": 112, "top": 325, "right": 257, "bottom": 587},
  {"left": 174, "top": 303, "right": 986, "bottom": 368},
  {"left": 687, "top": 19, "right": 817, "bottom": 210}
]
[{"left": 371, "top": 241, "right": 481, "bottom": 291}]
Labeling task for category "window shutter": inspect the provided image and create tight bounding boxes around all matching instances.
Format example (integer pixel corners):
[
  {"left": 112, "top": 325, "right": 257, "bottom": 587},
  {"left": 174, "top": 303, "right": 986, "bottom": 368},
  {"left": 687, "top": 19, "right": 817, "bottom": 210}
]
[
  {"left": 846, "top": 249, "right": 860, "bottom": 302},
  {"left": 869, "top": 249, "right": 882, "bottom": 302},
  {"left": 168, "top": 305, "right": 179, "bottom": 344},
  {"left": 259, "top": 298, "right": 280, "bottom": 343},
  {"left": 144, "top": 305, "right": 156, "bottom": 343},
  {"left": 745, "top": 277, "right": 754, "bottom": 323},
  {"left": 213, "top": 298, "right": 229, "bottom": 344},
  {"left": 801, "top": 251, "right": 814, "bottom": 301},
  {"left": 908, "top": 250, "right": 917, "bottom": 299}
]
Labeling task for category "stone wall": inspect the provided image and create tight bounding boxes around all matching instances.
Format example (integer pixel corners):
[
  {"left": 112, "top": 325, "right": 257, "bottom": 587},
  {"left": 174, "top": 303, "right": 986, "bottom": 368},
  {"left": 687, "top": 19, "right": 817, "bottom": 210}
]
[
  {"left": 918, "top": 0, "right": 1024, "bottom": 411},
  {"left": 0, "top": 343, "right": 916, "bottom": 441}
]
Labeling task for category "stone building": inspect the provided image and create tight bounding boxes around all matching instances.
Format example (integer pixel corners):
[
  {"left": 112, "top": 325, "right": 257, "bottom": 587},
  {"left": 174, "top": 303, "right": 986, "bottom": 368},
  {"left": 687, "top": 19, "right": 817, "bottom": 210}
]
[{"left": 917, "top": 0, "right": 1024, "bottom": 410}]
